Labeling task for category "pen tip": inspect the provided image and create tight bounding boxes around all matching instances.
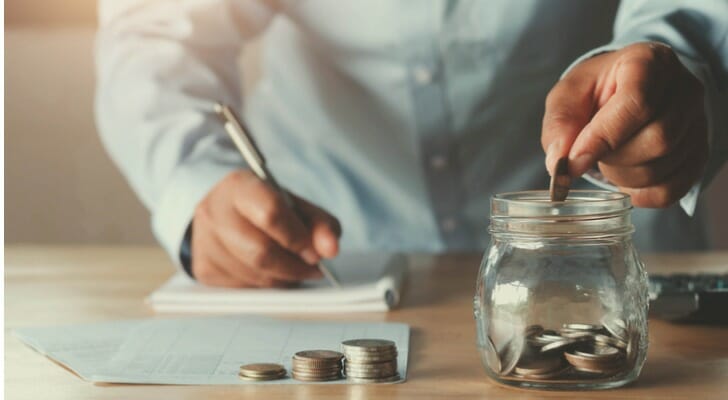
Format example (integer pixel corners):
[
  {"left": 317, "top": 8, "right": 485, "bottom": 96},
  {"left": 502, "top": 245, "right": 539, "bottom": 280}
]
[{"left": 213, "top": 102, "right": 224, "bottom": 114}]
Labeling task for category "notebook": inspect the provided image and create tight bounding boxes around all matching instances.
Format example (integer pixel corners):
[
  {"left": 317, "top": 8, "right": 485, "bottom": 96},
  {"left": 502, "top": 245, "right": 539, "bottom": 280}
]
[{"left": 147, "top": 253, "right": 407, "bottom": 313}]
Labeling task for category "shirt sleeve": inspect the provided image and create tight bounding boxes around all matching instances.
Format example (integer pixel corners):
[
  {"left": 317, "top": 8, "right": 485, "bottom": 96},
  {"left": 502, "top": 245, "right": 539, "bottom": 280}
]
[
  {"left": 562, "top": 0, "right": 728, "bottom": 216},
  {"left": 95, "top": 0, "right": 276, "bottom": 267}
]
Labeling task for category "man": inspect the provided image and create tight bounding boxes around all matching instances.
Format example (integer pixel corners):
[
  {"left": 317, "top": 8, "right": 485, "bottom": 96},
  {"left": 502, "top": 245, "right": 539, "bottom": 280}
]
[{"left": 95, "top": 0, "right": 727, "bottom": 288}]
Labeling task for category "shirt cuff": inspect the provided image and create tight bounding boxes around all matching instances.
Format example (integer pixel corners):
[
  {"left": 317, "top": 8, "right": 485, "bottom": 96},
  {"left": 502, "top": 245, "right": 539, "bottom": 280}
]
[
  {"left": 151, "top": 159, "right": 238, "bottom": 270},
  {"left": 582, "top": 169, "right": 700, "bottom": 216}
]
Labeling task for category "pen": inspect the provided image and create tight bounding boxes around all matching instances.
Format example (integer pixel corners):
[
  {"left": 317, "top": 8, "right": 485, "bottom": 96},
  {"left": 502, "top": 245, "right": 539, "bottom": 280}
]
[{"left": 213, "top": 102, "right": 341, "bottom": 288}]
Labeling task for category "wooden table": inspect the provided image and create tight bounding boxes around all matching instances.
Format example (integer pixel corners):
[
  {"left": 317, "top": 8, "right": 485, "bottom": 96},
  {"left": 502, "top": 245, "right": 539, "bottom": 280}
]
[{"left": 5, "top": 245, "right": 728, "bottom": 399}]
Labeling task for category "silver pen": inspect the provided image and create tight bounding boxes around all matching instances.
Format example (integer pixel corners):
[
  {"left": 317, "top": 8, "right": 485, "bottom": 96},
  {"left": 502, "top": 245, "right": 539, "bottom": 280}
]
[{"left": 213, "top": 102, "right": 341, "bottom": 288}]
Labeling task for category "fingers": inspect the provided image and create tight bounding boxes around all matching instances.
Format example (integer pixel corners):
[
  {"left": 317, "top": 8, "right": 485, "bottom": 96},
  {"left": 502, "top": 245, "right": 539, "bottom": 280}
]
[
  {"left": 541, "top": 73, "right": 597, "bottom": 175},
  {"left": 192, "top": 221, "right": 293, "bottom": 289},
  {"left": 191, "top": 170, "right": 338, "bottom": 288},
  {"left": 616, "top": 116, "right": 709, "bottom": 208},
  {"left": 293, "top": 195, "right": 342, "bottom": 259},
  {"left": 598, "top": 130, "right": 691, "bottom": 188},
  {"left": 217, "top": 214, "right": 324, "bottom": 282},
  {"left": 233, "top": 177, "right": 320, "bottom": 264},
  {"left": 598, "top": 97, "right": 697, "bottom": 167},
  {"left": 568, "top": 47, "right": 674, "bottom": 176}
]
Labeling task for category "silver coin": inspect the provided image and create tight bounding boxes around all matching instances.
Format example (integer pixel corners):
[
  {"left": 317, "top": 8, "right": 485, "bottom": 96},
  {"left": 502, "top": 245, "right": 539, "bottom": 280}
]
[
  {"left": 345, "top": 369, "right": 398, "bottom": 379},
  {"left": 346, "top": 374, "right": 401, "bottom": 384},
  {"left": 513, "top": 365, "right": 572, "bottom": 380},
  {"left": 594, "top": 333, "right": 627, "bottom": 349},
  {"left": 524, "top": 324, "right": 544, "bottom": 338},
  {"left": 484, "top": 336, "right": 502, "bottom": 373},
  {"left": 345, "top": 360, "right": 397, "bottom": 368},
  {"left": 529, "top": 333, "right": 563, "bottom": 345},
  {"left": 292, "top": 372, "right": 343, "bottom": 382},
  {"left": 559, "top": 330, "right": 595, "bottom": 339},
  {"left": 562, "top": 323, "right": 602, "bottom": 331},
  {"left": 498, "top": 334, "right": 525, "bottom": 376},
  {"left": 292, "top": 365, "right": 342, "bottom": 374},
  {"left": 539, "top": 337, "right": 586, "bottom": 353},
  {"left": 342, "top": 339, "right": 395, "bottom": 350},
  {"left": 344, "top": 350, "right": 398, "bottom": 359},
  {"left": 600, "top": 315, "right": 628, "bottom": 341},
  {"left": 514, "top": 355, "right": 564, "bottom": 376}
]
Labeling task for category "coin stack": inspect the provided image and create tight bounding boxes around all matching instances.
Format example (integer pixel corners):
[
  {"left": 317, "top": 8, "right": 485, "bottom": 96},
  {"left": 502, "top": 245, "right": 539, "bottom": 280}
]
[
  {"left": 486, "top": 314, "right": 639, "bottom": 381},
  {"left": 291, "top": 350, "right": 344, "bottom": 382},
  {"left": 342, "top": 339, "right": 400, "bottom": 383},
  {"left": 239, "top": 363, "right": 287, "bottom": 381}
]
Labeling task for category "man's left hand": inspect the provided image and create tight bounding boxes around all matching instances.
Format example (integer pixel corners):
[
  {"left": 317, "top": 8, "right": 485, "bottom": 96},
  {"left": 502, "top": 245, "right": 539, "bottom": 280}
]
[{"left": 541, "top": 42, "right": 708, "bottom": 207}]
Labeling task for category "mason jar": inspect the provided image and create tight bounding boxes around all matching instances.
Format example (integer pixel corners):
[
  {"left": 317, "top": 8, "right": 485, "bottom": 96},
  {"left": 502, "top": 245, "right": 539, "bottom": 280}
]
[{"left": 473, "top": 190, "right": 648, "bottom": 390}]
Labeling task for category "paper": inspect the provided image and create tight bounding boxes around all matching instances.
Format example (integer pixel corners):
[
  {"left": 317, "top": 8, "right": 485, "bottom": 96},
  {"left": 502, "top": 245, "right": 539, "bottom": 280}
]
[
  {"left": 148, "top": 253, "right": 407, "bottom": 313},
  {"left": 14, "top": 320, "right": 141, "bottom": 379},
  {"left": 15, "top": 316, "right": 410, "bottom": 385}
]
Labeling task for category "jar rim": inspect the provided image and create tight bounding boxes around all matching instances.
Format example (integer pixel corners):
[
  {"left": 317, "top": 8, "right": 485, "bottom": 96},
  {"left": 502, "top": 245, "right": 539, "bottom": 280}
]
[{"left": 492, "top": 190, "right": 631, "bottom": 219}]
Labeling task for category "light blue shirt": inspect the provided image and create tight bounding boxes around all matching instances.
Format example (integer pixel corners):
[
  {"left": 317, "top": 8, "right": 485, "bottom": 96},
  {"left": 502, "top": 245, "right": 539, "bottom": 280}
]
[{"left": 95, "top": 0, "right": 728, "bottom": 268}]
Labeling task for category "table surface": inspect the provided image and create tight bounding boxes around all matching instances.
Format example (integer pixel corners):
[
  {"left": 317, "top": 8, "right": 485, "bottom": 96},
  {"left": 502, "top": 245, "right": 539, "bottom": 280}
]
[{"left": 5, "top": 245, "right": 728, "bottom": 399}]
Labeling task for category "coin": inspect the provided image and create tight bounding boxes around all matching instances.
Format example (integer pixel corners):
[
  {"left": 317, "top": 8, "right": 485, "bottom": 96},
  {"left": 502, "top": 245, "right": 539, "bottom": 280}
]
[
  {"left": 562, "top": 323, "right": 602, "bottom": 331},
  {"left": 600, "top": 314, "right": 628, "bottom": 340},
  {"left": 524, "top": 324, "right": 544, "bottom": 338},
  {"left": 239, "top": 370, "right": 287, "bottom": 381},
  {"left": 573, "top": 345, "right": 621, "bottom": 361},
  {"left": 594, "top": 333, "right": 627, "bottom": 349},
  {"left": 239, "top": 363, "right": 287, "bottom": 381},
  {"left": 342, "top": 339, "right": 395, "bottom": 351},
  {"left": 342, "top": 338, "right": 399, "bottom": 383},
  {"left": 498, "top": 334, "right": 525, "bottom": 376},
  {"left": 484, "top": 335, "right": 502, "bottom": 373},
  {"left": 559, "top": 330, "right": 595, "bottom": 339},
  {"left": 239, "top": 363, "right": 286, "bottom": 377},
  {"left": 514, "top": 355, "right": 564, "bottom": 376},
  {"left": 294, "top": 350, "right": 344, "bottom": 362},
  {"left": 292, "top": 372, "right": 342, "bottom": 382},
  {"left": 346, "top": 374, "right": 401, "bottom": 384},
  {"left": 564, "top": 349, "right": 624, "bottom": 374},
  {"left": 549, "top": 157, "right": 571, "bottom": 202},
  {"left": 539, "top": 336, "right": 587, "bottom": 353},
  {"left": 291, "top": 349, "right": 345, "bottom": 381}
]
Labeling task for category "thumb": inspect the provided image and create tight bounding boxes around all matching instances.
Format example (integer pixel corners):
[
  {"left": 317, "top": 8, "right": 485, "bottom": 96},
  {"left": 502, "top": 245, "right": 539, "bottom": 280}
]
[
  {"left": 293, "top": 195, "right": 341, "bottom": 259},
  {"left": 541, "top": 77, "right": 596, "bottom": 176}
]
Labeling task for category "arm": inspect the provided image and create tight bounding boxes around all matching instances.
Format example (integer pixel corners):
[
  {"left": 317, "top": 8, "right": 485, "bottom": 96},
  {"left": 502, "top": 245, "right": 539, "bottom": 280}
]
[
  {"left": 96, "top": 0, "right": 340, "bottom": 287},
  {"left": 541, "top": 0, "right": 728, "bottom": 213}
]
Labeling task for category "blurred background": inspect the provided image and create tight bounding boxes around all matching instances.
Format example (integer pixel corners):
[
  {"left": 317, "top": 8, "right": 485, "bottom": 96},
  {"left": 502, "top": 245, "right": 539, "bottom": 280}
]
[{"left": 5, "top": 1, "right": 728, "bottom": 248}]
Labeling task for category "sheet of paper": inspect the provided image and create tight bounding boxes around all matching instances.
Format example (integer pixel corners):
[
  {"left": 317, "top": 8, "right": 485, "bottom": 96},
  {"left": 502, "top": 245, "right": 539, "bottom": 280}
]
[
  {"left": 15, "top": 316, "right": 410, "bottom": 385},
  {"left": 148, "top": 253, "right": 407, "bottom": 313},
  {"left": 14, "top": 320, "right": 140, "bottom": 380},
  {"left": 97, "top": 316, "right": 410, "bottom": 384}
]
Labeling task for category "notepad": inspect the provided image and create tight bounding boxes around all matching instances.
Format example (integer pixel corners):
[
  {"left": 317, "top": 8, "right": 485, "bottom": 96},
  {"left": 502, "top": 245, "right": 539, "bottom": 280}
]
[
  {"left": 147, "top": 253, "right": 407, "bottom": 313},
  {"left": 15, "top": 316, "right": 410, "bottom": 385}
]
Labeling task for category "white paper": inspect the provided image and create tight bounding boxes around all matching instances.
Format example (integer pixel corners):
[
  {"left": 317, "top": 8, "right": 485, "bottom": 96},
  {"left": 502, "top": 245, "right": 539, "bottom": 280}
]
[
  {"left": 14, "top": 320, "right": 141, "bottom": 379},
  {"left": 148, "top": 253, "right": 407, "bottom": 313},
  {"left": 15, "top": 316, "right": 410, "bottom": 385}
]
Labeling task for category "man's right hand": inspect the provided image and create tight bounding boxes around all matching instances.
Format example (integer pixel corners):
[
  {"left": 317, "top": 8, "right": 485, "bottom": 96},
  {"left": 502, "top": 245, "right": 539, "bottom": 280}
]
[{"left": 191, "top": 170, "right": 342, "bottom": 288}]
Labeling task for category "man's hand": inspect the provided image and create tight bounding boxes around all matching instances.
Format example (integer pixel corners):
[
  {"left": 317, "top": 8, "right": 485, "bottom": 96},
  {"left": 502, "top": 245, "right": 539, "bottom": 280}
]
[
  {"left": 542, "top": 42, "right": 708, "bottom": 207},
  {"left": 191, "top": 170, "right": 341, "bottom": 288}
]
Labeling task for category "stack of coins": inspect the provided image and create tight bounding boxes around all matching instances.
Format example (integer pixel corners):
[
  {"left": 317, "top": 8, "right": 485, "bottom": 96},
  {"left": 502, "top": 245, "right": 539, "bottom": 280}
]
[
  {"left": 342, "top": 339, "right": 400, "bottom": 383},
  {"left": 291, "top": 350, "right": 344, "bottom": 382},
  {"left": 486, "top": 315, "right": 640, "bottom": 381},
  {"left": 239, "top": 363, "right": 287, "bottom": 381}
]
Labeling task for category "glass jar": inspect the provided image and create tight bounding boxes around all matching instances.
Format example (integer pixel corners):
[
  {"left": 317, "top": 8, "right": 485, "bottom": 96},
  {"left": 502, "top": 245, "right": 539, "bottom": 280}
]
[{"left": 473, "top": 190, "right": 648, "bottom": 390}]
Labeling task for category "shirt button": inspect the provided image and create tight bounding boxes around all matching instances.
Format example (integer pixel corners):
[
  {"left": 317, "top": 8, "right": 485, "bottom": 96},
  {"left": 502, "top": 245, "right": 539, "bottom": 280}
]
[
  {"left": 441, "top": 217, "right": 457, "bottom": 232},
  {"left": 429, "top": 154, "right": 448, "bottom": 170},
  {"left": 412, "top": 65, "right": 433, "bottom": 85}
]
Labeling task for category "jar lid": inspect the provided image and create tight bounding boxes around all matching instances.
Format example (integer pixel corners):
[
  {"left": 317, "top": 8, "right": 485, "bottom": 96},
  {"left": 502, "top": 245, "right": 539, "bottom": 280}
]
[{"left": 491, "top": 190, "right": 632, "bottom": 219}]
